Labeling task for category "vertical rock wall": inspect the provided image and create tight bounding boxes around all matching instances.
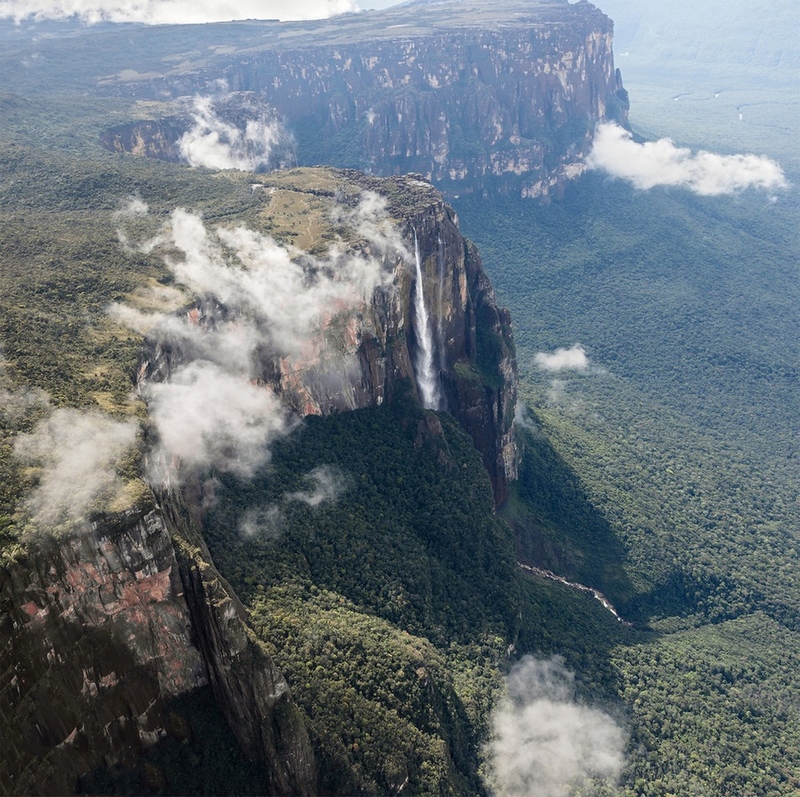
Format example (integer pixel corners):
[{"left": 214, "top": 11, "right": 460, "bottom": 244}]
[
  {"left": 0, "top": 505, "right": 316, "bottom": 796},
  {"left": 0, "top": 512, "right": 206, "bottom": 795},
  {"left": 100, "top": 1, "right": 628, "bottom": 200}
]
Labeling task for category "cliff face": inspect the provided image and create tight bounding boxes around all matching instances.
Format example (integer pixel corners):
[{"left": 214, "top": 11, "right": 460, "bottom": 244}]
[
  {"left": 0, "top": 504, "right": 316, "bottom": 796},
  {"left": 99, "top": 0, "right": 628, "bottom": 199},
  {"left": 160, "top": 489, "right": 316, "bottom": 796},
  {"left": 101, "top": 93, "right": 297, "bottom": 172},
  {"left": 139, "top": 168, "right": 518, "bottom": 503},
  {"left": 0, "top": 511, "right": 204, "bottom": 795}
]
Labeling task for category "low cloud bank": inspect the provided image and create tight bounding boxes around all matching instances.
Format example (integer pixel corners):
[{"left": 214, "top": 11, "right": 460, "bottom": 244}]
[
  {"left": 587, "top": 122, "right": 787, "bottom": 196},
  {"left": 14, "top": 409, "right": 138, "bottom": 532},
  {"left": 534, "top": 344, "right": 589, "bottom": 373},
  {"left": 113, "top": 194, "right": 404, "bottom": 483},
  {"left": 0, "top": 0, "right": 358, "bottom": 24},
  {"left": 177, "top": 95, "right": 296, "bottom": 173},
  {"left": 3, "top": 353, "right": 137, "bottom": 535},
  {"left": 486, "top": 656, "right": 626, "bottom": 797}
]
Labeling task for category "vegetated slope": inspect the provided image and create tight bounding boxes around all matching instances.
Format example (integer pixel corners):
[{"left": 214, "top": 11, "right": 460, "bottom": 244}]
[
  {"left": 0, "top": 137, "right": 527, "bottom": 794},
  {"left": 200, "top": 396, "right": 519, "bottom": 795},
  {"left": 455, "top": 175, "right": 800, "bottom": 794}
]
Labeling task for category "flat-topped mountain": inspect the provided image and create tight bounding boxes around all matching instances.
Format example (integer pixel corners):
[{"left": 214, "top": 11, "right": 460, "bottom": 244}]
[
  {"left": 93, "top": 0, "right": 628, "bottom": 198},
  {"left": 0, "top": 164, "right": 518, "bottom": 795}
]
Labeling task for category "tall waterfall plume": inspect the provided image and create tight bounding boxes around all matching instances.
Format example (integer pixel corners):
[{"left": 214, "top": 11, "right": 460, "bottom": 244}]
[{"left": 413, "top": 230, "right": 441, "bottom": 410}]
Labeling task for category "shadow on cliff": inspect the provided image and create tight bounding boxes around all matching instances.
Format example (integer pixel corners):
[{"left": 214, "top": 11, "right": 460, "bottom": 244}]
[
  {"left": 504, "top": 408, "right": 637, "bottom": 614},
  {"left": 77, "top": 687, "right": 270, "bottom": 797}
]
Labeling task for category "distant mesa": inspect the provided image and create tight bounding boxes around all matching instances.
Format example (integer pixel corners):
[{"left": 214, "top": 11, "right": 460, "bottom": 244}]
[
  {"left": 100, "top": 92, "right": 297, "bottom": 173},
  {"left": 97, "top": 0, "right": 629, "bottom": 200}
]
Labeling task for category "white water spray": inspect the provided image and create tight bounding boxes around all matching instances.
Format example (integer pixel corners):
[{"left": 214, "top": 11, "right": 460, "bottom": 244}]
[{"left": 413, "top": 230, "right": 440, "bottom": 409}]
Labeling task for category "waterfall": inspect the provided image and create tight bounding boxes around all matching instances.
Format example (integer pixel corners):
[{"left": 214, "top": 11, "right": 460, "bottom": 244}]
[{"left": 413, "top": 229, "right": 440, "bottom": 410}]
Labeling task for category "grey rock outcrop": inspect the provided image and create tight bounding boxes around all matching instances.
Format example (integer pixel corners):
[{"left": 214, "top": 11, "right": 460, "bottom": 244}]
[
  {"left": 0, "top": 504, "right": 316, "bottom": 796},
  {"left": 100, "top": 0, "right": 628, "bottom": 199}
]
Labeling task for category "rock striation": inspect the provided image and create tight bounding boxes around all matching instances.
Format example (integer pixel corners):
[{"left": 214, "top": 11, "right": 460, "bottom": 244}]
[
  {"left": 139, "top": 168, "right": 518, "bottom": 503},
  {"left": 99, "top": 0, "right": 628, "bottom": 199},
  {"left": 0, "top": 503, "right": 316, "bottom": 796}
]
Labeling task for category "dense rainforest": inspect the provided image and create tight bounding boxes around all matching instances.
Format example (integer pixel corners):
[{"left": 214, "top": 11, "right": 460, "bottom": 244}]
[
  {"left": 2, "top": 2, "right": 800, "bottom": 794},
  {"left": 456, "top": 171, "right": 800, "bottom": 794}
]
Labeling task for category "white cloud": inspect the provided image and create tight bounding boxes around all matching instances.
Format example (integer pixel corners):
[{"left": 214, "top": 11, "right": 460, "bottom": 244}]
[
  {"left": 587, "top": 123, "right": 787, "bottom": 196},
  {"left": 534, "top": 344, "right": 589, "bottom": 373},
  {"left": 237, "top": 464, "right": 344, "bottom": 538},
  {"left": 331, "top": 189, "right": 412, "bottom": 262},
  {"left": 514, "top": 403, "right": 542, "bottom": 437},
  {"left": 113, "top": 194, "right": 401, "bottom": 483},
  {"left": 14, "top": 409, "right": 138, "bottom": 532},
  {"left": 0, "top": 0, "right": 358, "bottom": 24},
  {"left": 110, "top": 301, "right": 261, "bottom": 374},
  {"left": 143, "top": 360, "right": 290, "bottom": 480},
  {"left": 485, "top": 656, "right": 626, "bottom": 797},
  {"left": 114, "top": 197, "right": 149, "bottom": 219},
  {"left": 285, "top": 464, "right": 345, "bottom": 507},
  {"left": 162, "top": 205, "right": 391, "bottom": 356},
  {"left": 178, "top": 95, "right": 296, "bottom": 173},
  {"left": 238, "top": 504, "right": 283, "bottom": 538}
]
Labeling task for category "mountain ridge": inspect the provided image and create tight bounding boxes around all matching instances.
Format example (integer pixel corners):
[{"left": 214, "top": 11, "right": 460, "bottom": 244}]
[{"left": 93, "top": 0, "right": 628, "bottom": 198}]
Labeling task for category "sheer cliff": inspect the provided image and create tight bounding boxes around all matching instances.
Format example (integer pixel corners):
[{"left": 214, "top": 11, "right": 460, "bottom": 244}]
[
  {"left": 139, "top": 168, "right": 518, "bottom": 503},
  {"left": 0, "top": 167, "right": 517, "bottom": 794},
  {"left": 0, "top": 502, "right": 316, "bottom": 796},
  {"left": 99, "top": 0, "right": 628, "bottom": 199}
]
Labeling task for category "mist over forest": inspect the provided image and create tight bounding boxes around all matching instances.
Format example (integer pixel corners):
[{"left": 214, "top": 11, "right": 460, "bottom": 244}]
[{"left": 0, "top": 0, "right": 798, "bottom": 795}]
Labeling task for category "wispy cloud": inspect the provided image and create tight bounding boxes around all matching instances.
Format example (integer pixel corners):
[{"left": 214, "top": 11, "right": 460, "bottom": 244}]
[
  {"left": 485, "top": 656, "right": 626, "bottom": 797},
  {"left": 178, "top": 95, "right": 296, "bottom": 173},
  {"left": 161, "top": 205, "right": 393, "bottom": 353},
  {"left": 14, "top": 408, "right": 138, "bottom": 533},
  {"left": 238, "top": 504, "right": 283, "bottom": 539},
  {"left": 238, "top": 464, "right": 345, "bottom": 538},
  {"left": 0, "top": 359, "right": 50, "bottom": 430},
  {"left": 534, "top": 344, "right": 589, "bottom": 373},
  {"left": 113, "top": 193, "right": 403, "bottom": 483},
  {"left": 0, "top": 0, "right": 358, "bottom": 25},
  {"left": 514, "top": 403, "right": 543, "bottom": 437},
  {"left": 285, "top": 464, "right": 346, "bottom": 507},
  {"left": 587, "top": 122, "right": 787, "bottom": 196}
]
